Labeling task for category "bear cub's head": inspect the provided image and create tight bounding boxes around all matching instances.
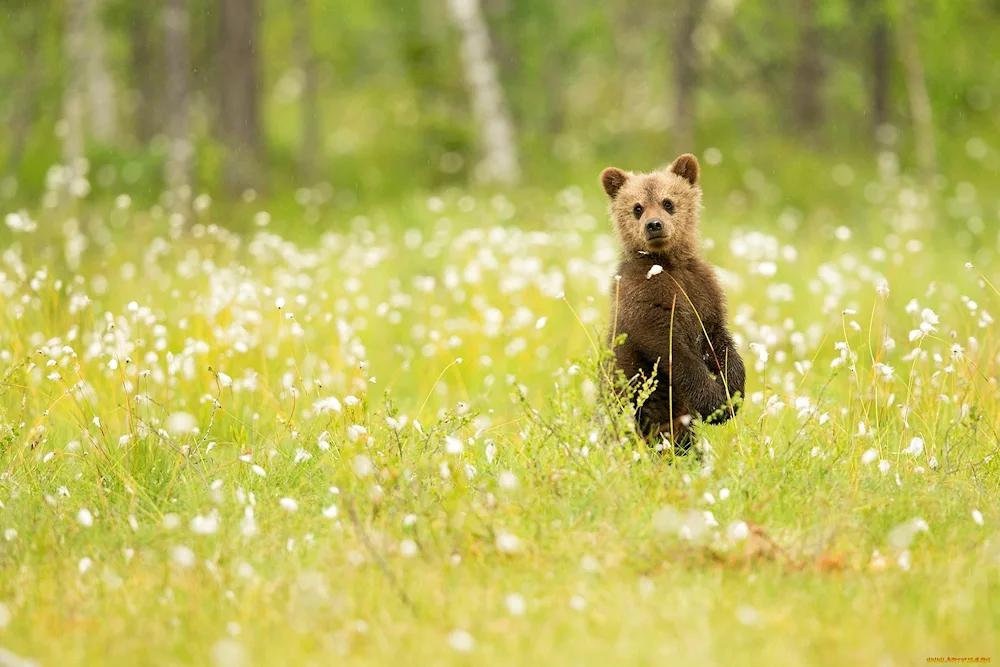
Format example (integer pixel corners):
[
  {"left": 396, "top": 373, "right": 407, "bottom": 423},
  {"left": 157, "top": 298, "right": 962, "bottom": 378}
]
[{"left": 600, "top": 154, "right": 702, "bottom": 260}]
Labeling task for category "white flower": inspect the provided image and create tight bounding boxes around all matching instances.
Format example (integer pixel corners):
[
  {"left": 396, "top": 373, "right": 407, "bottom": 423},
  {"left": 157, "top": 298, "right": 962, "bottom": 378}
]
[
  {"left": 217, "top": 372, "right": 233, "bottom": 388},
  {"left": 646, "top": 265, "right": 664, "bottom": 279},
  {"left": 445, "top": 436, "right": 464, "bottom": 455},
  {"left": 726, "top": 521, "right": 749, "bottom": 541},
  {"left": 505, "top": 593, "right": 526, "bottom": 616},
  {"left": 748, "top": 343, "right": 769, "bottom": 363},
  {"left": 313, "top": 397, "right": 342, "bottom": 414},
  {"left": 888, "top": 518, "right": 929, "bottom": 549},
  {"left": 279, "top": 498, "right": 299, "bottom": 512},
  {"left": 448, "top": 629, "right": 475, "bottom": 653},
  {"left": 190, "top": 513, "right": 219, "bottom": 535},
  {"left": 878, "top": 460, "right": 891, "bottom": 474},
  {"left": 496, "top": 532, "right": 521, "bottom": 553},
  {"left": 737, "top": 605, "right": 759, "bottom": 626},
  {"left": 861, "top": 448, "right": 878, "bottom": 465},
  {"left": 172, "top": 546, "right": 196, "bottom": 568},
  {"left": 251, "top": 464, "right": 267, "bottom": 477},
  {"left": 869, "top": 552, "right": 887, "bottom": 572},
  {"left": 322, "top": 505, "right": 338, "bottom": 519},
  {"left": 400, "top": 539, "right": 418, "bottom": 558},
  {"left": 166, "top": 412, "right": 197, "bottom": 435},
  {"left": 353, "top": 455, "right": 374, "bottom": 477},
  {"left": 5, "top": 211, "right": 37, "bottom": 232},
  {"left": 972, "top": 509, "right": 984, "bottom": 526},
  {"left": 951, "top": 344, "right": 964, "bottom": 360},
  {"left": 904, "top": 437, "right": 924, "bottom": 457},
  {"left": 498, "top": 471, "right": 518, "bottom": 490},
  {"left": 240, "top": 508, "right": 257, "bottom": 537},
  {"left": 77, "top": 508, "right": 94, "bottom": 528}
]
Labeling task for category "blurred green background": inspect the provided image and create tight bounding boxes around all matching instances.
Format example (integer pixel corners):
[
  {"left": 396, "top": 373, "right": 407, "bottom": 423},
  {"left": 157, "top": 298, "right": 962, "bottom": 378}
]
[{"left": 1, "top": 0, "right": 998, "bottom": 226}]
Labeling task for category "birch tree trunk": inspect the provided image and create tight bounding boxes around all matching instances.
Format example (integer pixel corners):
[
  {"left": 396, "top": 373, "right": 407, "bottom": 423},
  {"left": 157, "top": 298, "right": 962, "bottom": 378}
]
[
  {"left": 219, "top": 0, "right": 263, "bottom": 194},
  {"left": 792, "top": 0, "right": 825, "bottom": 133},
  {"left": 897, "top": 0, "right": 936, "bottom": 183},
  {"left": 673, "top": 0, "right": 704, "bottom": 153},
  {"left": 83, "top": 0, "right": 118, "bottom": 143},
  {"left": 165, "top": 0, "right": 192, "bottom": 215},
  {"left": 63, "top": 0, "right": 87, "bottom": 171},
  {"left": 295, "top": 0, "right": 320, "bottom": 183},
  {"left": 870, "top": 6, "right": 891, "bottom": 145},
  {"left": 447, "top": 0, "right": 520, "bottom": 186},
  {"left": 131, "top": 2, "right": 161, "bottom": 143}
]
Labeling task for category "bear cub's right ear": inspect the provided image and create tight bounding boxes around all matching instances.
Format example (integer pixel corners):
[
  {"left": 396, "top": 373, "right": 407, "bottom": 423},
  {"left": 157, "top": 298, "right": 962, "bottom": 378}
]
[{"left": 600, "top": 168, "right": 629, "bottom": 200}]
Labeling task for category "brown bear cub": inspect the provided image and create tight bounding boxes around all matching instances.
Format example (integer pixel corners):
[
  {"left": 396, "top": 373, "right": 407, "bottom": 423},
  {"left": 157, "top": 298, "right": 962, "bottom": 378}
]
[{"left": 601, "top": 154, "right": 745, "bottom": 452}]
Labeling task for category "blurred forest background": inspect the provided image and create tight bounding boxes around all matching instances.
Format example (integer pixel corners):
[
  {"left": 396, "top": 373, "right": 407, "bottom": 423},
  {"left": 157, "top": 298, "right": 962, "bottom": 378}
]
[{"left": 1, "top": 0, "right": 999, "bottom": 226}]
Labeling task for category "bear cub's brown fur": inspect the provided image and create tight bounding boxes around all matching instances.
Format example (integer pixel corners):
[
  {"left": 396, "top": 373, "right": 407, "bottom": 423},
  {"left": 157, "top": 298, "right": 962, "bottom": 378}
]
[{"left": 601, "top": 154, "right": 745, "bottom": 450}]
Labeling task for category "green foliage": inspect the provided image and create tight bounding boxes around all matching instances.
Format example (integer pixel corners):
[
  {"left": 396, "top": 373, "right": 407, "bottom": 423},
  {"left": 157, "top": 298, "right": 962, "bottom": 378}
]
[{"left": 0, "top": 0, "right": 997, "bottom": 221}]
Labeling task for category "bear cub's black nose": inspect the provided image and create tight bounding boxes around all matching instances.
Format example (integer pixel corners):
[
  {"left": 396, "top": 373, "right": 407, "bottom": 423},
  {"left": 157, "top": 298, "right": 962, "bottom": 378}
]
[{"left": 645, "top": 219, "right": 663, "bottom": 233}]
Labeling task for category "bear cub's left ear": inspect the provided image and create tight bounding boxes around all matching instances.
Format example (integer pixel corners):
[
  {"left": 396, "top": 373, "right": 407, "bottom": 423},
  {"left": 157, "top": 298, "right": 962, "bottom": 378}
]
[{"left": 669, "top": 154, "right": 700, "bottom": 186}]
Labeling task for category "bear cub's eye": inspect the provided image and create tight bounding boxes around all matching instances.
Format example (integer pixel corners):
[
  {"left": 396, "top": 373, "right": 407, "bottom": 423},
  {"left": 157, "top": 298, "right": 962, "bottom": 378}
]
[
  {"left": 632, "top": 204, "right": 643, "bottom": 219},
  {"left": 663, "top": 199, "right": 675, "bottom": 214}
]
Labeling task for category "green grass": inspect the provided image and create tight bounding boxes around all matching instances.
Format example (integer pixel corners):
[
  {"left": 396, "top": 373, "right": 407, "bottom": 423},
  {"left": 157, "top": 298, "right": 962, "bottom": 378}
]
[{"left": 1, "top": 180, "right": 999, "bottom": 666}]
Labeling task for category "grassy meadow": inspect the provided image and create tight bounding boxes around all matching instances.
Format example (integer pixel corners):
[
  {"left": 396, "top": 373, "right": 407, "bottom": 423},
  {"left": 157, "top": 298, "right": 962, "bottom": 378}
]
[{"left": 1, "top": 167, "right": 999, "bottom": 666}]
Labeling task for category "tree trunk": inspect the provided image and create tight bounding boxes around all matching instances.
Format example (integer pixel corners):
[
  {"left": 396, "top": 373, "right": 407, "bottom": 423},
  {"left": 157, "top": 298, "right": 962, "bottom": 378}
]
[
  {"left": 83, "top": 0, "right": 118, "bottom": 143},
  {"left": 130, "top": 2, "right": 161, "bottom": 143},
  {"left": 870, "top": 6, "right": 891, "bottom": 144},
  {"left": 6, "top": 26, "right": 44, "bottom": 174},
  {"left": 165, "top": 0, "right": 192, "bottom": 215},
  {"left": 792, "top": 0, "right": 825, "bottom": 133},
  {"left": 219, "top": 0, "right": 263, "bottom": 194},
  {"left": 63, "top": 0, "right": 87, "bottom": 172},
  {"left": 543, "top": 53, "right": 566, "bottom": 136},
  {"left": 295, "top": 0, "right": 320, "bottom": 183},
  {"left": 673, "top": 0, "right": 703, "bottom": 153},
  {"left": 896, "top": 0, "right": 936, "bottom": 183},
  {"left": 447, "top": 0, "right": 520, "bottom": 186}
]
